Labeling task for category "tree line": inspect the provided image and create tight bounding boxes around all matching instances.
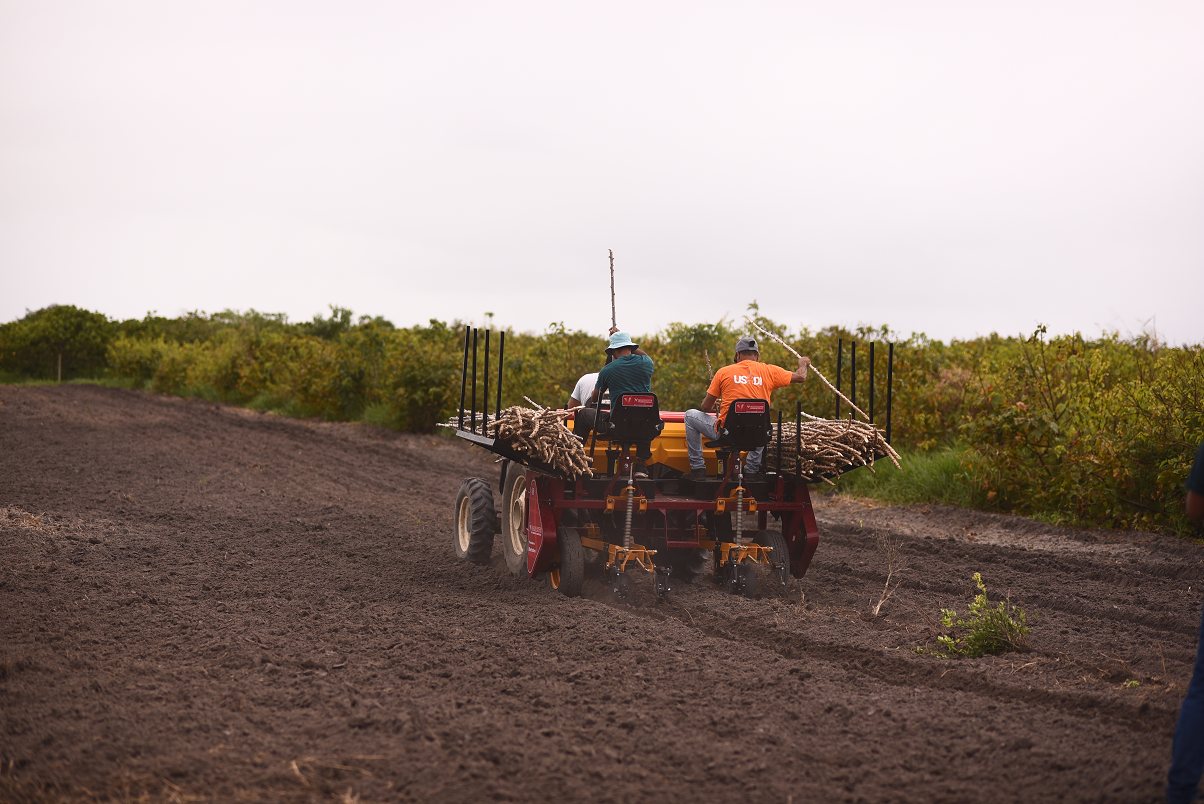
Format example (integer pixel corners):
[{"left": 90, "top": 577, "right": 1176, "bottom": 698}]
[{"left": 2, "top": 304, "right": 1200, "bottom": 533}]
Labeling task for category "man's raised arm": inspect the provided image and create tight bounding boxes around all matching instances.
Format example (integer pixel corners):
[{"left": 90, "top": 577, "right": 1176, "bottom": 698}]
[{"left": 789, "top": 356, "right": 812, "bottom": 384}]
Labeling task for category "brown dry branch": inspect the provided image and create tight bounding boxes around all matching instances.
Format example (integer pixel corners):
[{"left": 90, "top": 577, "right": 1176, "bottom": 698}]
[
  {"left": 442, "top": 405, "right": 593, "bottom": 480},
  {"left": 746, "top": 318, "right": 874, "bottom": 423},
  {"left": 609, "top": 249, "right": 617, "bottom": 329},
  {"left": 870, "top": 530, "right": 907, "bottom": 616}
]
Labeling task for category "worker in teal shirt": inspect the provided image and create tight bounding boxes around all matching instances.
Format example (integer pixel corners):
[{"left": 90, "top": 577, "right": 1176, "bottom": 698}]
[
  {"left": 574, "top": 328, "right": 654, "bottom": 436},
  {"left": 590, "top": 327, "right": 654, "bottom": 404}
]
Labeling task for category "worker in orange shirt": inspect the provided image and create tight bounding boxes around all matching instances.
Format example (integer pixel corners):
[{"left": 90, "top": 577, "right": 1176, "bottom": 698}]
[{"left": 683, "top": 336, "right": 811, "bottom": 481}]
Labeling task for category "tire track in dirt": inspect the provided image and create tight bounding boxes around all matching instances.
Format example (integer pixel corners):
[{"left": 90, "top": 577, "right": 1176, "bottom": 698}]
[
  {"left": 615, "top": 599, "right": 1178, "bottom": 735},
  {"left": 815, "top": 557, "right": 1198, "bottom": 638},
  {"left": 1, "top": 384, "right": 1197, "bottom": 804}
]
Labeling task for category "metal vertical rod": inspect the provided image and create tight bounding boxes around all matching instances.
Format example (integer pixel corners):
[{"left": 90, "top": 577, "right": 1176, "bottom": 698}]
[
  {"left": 495, "top": 331, "right": 505, "bottom": 422},
  {"left": 735, "top": 470, "right": 745, "bottom": 544},
  {"left": 886, "top": 342, "right": 894, "bottom": 444},
  {"left": 624, "top": 462, "right": 635, "bottom": 548},
  {"left": 869, "top": 341, "right": 875, "bottom": 423},
  {"left": 795, "top": 402, "right": 802, "bottom": 477},
  {"left": 850, "top": 342, "right": 857, "bottom": 415},
  {"left": 835, "top": 339, "right": 843, "bottom": 420},
  {"left": 776, "top": 410, "right": 783, "bottom": 477},
  {"left": 458, "top": 325, "right": 470, "bottom": 430},
  {"left": 482, "top": 329, "right": 491, "bottom": 432},
  {"left": 470, "top": 328, "right": 478, "bottom": 434}
]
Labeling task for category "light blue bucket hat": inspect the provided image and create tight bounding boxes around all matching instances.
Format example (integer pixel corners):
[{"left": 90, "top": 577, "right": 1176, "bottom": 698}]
[{"left": 606, "top": 331, "right": 639, "bottom": 353}]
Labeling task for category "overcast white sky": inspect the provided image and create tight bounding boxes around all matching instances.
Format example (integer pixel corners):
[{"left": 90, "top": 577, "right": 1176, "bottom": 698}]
[{"left": 2, "top": 1, "right": 1201, "bottom": 343}]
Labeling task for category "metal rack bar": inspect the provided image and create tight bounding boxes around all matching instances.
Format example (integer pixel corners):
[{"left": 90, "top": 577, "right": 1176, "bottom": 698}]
[
  {"left": 835, "top": 338, "right": 843, "bottom": 419},
  {"left": 886, "top": 342, "right": 894, "bottom": 444},
  {"left": 776, "top": 409, "right": 783, "bottom": 477},
  {"left": 483, "top": 329, "right": 490, "bottom": 432},
  {"left": 470, "top": 328, "right": 478, "bottom": 434},
  {"left": 795, "top": 401, "right": 802, "bottom": 477},
  {"left": 458, "top": 325, "right": 470, "bottom": 430},
  {"left": 495, "top": 331, "right": 505, "bottom": 422},
  {"left": 869, "top": 341, "right": 875, "bottom": 422},
  {"left": 851, "top": 341, "right": 857, "bottom": 414}
]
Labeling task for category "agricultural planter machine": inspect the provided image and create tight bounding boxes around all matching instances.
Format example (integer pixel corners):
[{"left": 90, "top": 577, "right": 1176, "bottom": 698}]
[{"left": 450, "top": 326, "right": 895, "bottom": 601}]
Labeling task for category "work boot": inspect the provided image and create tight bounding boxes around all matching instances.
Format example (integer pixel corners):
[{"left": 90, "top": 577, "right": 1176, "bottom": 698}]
[{"left": 684, "top": 467, "right": 708, "bottom": 481}]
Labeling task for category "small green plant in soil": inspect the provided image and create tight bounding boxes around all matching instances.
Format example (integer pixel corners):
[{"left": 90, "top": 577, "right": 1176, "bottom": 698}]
[{"left": 921, "top": 572, "right": 1032, "bottom": 658}]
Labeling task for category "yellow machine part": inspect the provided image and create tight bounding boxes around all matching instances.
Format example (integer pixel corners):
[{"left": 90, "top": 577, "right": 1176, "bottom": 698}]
[{"left": 582, "top": 419, "right": 720, "bottom": 475}]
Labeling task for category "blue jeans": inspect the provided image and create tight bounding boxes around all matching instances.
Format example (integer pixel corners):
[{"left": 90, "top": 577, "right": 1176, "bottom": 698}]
[
  {"left": 683, "top": 409, "right": 763, "bottom": 472},
  {"left": 1169, "top": 603, "right": 1204, "bottom": 803}
]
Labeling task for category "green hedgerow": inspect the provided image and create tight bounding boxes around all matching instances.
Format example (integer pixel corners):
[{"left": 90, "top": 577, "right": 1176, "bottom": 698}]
[{"left": 923, "top": 572, "right": 1032, "bottom": 658}]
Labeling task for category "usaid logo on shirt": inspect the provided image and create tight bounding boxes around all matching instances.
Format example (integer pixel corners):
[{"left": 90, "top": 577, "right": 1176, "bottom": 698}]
[{"left": 733, "top": 376, "right": 763, "bottom": 386}]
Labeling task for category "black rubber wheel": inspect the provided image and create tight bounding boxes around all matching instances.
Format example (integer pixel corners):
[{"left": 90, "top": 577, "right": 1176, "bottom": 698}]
[
  {"left": 611, "top": 571, "right": 633, "bottom": 603},
  {"left": 738, "top": 557, "right": 759, "bottom": 598},
  {"left": 755, "top": 530, "right": 792, "bottom": 589},
  {"left": 661, "top": 547, "right": 710, "bottom": 585},
  {"left": 453, "top": 478, "right": 496, "bottom": 564},
  {"left": 500, "top": 463, "right": 529, "bottom": 578},
  {"left": 548, "top": 527, "right": 586, "bottom": 597}
]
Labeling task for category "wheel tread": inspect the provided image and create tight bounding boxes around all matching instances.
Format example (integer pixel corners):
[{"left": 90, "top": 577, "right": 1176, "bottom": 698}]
[{"left": 452, "top": 476, "right": 496, "bottom": 565}]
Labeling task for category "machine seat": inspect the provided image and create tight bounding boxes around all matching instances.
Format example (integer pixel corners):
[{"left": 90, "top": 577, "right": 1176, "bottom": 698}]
[
  {"left": 599, "top": 393, "right": 664, "bottom": 459},
  {"left": 704, "top": 398, "right": 772, "bottom": 451}
]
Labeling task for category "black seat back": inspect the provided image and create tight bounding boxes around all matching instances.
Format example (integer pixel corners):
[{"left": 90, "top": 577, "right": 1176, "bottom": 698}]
[
  {"left": 717, "top": 398, "right": 772, "bottom": 449},
  {"left": 604, "top": 393, "right": 664, "bottom": 457}
]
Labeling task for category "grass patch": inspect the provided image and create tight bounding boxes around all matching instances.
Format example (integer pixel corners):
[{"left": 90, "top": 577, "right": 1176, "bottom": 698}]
[
  {"left": 246, "top": 392, "right": 310, "bottom": 419},
  {"left": 1029, "top": 509, "right": 1075, "bottom": 527},
  {"left": 0, "top": 372, "right": 137, "bottom": 389},
  {"left": 361, "top": 402, "right": 396, "bottom": 429},
  {"left": 834, "top": 446, "right": 973, "bottom": 508}
]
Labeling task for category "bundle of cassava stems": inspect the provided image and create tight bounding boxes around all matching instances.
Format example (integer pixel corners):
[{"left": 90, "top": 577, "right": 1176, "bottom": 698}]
[
  {"left": 761, "top": 417, "right": 899, "bottom": 484},
  {"left": 443, "top": 400, "right": 594, "bottom": 480}
]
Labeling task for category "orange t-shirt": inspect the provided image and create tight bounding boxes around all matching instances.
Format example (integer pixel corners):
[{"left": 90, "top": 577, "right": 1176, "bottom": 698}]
[{"left": 708, "top": 361, "right": 794, "bottom": 425}]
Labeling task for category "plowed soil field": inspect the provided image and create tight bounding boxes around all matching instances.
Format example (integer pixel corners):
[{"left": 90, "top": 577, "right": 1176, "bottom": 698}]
[{"left": 2, "top": 384, "right": 1202, "bottom": 803}]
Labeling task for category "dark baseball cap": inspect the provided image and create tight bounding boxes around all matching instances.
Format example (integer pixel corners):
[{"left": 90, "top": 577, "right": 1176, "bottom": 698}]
[{"left": 735, "top": 337, "right": 759, "bottom": 353}]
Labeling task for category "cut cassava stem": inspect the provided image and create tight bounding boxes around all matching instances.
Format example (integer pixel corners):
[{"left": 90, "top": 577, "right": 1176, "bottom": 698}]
[{"left": 746, "top": 318, "right": 871, "bottom": 423}]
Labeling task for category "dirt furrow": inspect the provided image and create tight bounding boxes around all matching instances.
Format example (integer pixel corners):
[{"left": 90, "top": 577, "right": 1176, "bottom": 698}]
[{"left": 1, "top": 384, "right": 1198, "bottom": 804}]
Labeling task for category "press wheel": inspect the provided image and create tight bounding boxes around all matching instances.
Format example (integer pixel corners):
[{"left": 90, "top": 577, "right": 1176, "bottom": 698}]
[
  {"left": 547, "top": 527, "right": 585, "bottom": 597},
  {"left": 755, "top": 530, "right": 791, "bottom": 589},
  {"left": 611, "top": 571, "right": 633, "bottom": 603},
  {"left": 738, "top": 557, "right": 758, "bottom": 598}
]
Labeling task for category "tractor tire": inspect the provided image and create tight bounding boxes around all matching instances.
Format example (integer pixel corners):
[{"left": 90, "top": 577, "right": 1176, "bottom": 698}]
[
  {"left": 500, "top": 462, "right": 529, "bottom": 578},
  {"left": 453, "top": 478, "right": 496, "bottom": 565},
  {"left": 661, "top": 547, "right": 710, "bottom": 585},
  {"left": 755, "top": 530, "right": 792, "bottom": 590},
  {"left": 548, "top": 527, "right": 585, "bottom": 597}
]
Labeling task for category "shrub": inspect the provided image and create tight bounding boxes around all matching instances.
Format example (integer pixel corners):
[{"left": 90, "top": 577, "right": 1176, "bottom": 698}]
[
  {"left": 0, "top": 305, "right": 113, "bottom": 380},
  {"left": 385, "top": 321, "right": 465, "bottom": 432},
  {"left": 924, "top": 572, "right": 1032, "bottom": 658},
  {"left": 959, "top": 327, "right": 1204, "bottom": 531}
]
